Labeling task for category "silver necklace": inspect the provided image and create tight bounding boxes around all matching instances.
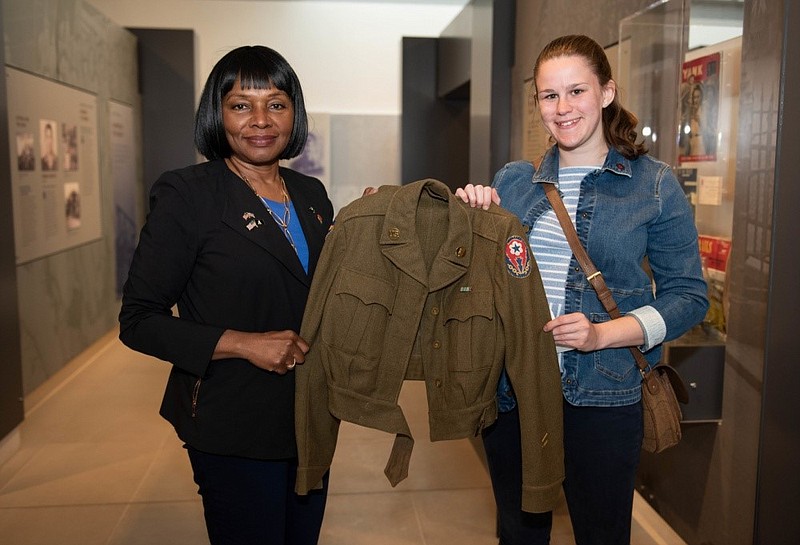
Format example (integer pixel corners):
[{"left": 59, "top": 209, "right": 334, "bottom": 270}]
[{"left": 233, "top": 165, "right": 297, "bottom": 252}]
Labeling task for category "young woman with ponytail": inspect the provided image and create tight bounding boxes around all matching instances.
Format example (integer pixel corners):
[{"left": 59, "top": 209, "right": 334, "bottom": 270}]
[{"left": 457, "top": 35, "right": 708, "bottom": 545}]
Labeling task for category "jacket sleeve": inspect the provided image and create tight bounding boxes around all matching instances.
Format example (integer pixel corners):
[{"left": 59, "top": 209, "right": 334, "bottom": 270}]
[
  {"left": 644, "top": 164, "right": 709, "bottom": 340},
  {"left": 295, "top": 218, "right": 347, "bottom": 494},
  {"left": 118, "top": 171, "right": 224, "bottom": 377},
  {"left": 496, "top": 215, "right": 565, "bottom": 513}
]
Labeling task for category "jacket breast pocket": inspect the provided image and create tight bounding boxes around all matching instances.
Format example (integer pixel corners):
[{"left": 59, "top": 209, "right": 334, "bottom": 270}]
[
  {"left": 443, "top": 290, "right": 496, "bottom": 372},
  {"left": 322, "top": 269, "right": 395, "bottom": 360}
]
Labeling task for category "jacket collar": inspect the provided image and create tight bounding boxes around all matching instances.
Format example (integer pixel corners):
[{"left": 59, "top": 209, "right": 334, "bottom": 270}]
[
  {"left": 221, "top": 165, "right": 310, "bottom": 286},
  {"left": 379, "top": 179, "right": 472, "bottom": 291},
  {"left": 533, "top": 145, "right": 633, "bottom": 185}
]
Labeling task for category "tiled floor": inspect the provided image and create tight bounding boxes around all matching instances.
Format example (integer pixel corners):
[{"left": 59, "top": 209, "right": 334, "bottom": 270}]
[{"left": 0, "top": 330, "right": 687, "bottom": 545}]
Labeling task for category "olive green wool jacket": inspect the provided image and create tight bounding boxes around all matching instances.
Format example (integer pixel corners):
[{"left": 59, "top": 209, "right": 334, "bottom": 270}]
[{"left": 295, "top": 179, "right": 564, "bottom": 513}]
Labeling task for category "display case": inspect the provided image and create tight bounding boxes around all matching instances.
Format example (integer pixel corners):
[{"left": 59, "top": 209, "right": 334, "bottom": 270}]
[
  {"left": 623, "top": 2, "right": 745, "bottom": 541},
  {"left": 619, "top": 0, "right": 742, "bottom": 424}
]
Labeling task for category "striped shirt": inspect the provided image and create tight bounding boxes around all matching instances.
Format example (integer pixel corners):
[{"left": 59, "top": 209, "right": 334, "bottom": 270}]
[{"left": 529, "top": 166, "right": 595, "bottom": 324}]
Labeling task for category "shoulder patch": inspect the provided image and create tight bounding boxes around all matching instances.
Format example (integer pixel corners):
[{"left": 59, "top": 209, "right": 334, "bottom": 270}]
[{"left": 504, "top": 235, "right": 531, "bottom": 278}]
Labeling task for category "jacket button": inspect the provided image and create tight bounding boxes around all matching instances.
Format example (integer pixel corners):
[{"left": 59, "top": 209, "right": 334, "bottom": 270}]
[
  {"left": 388, "top": 227, "right": 400, "bottom": 239},
  {"left": 456, "top": 246, "right": 466, "bottom": 257},
  {"left": 431, "top": 307, "right": 440, "bottom": 315},
  {"left": 432, "top": 340, "right": 441, "bottom": 349}
]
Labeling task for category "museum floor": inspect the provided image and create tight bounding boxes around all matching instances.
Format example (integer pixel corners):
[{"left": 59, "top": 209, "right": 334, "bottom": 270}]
[{"left": 0, "top": 330, "right": 686, "bottom": 545}]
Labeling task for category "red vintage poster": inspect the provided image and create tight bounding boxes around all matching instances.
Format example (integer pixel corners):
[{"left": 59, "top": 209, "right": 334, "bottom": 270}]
[{"left": 679, "top": 52, "right": 721, "bottom": 163}]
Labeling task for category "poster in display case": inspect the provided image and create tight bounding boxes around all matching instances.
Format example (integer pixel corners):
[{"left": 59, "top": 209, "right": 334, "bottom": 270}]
[{"left": 678, "top": 52, "right": 721, "bottom": 163}]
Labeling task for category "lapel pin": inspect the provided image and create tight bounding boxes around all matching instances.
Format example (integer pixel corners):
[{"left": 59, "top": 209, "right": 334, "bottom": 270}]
[
  {"left": 243, "top": 212, "right": 261, "bottom": 230},
  {"left": 309, "top": 206, "right": 323, "bottom": 224}
]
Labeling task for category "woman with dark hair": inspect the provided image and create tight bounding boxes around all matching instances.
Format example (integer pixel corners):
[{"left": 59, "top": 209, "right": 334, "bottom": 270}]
[
  {"left": 119, "top": 45, "right": 333, "bottom": 545},
  {"left": 458, "top": 35, "right": 708, "bottom": 544}
]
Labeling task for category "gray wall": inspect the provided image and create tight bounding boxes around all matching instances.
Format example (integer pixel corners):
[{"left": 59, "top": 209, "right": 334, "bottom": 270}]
[
  {"left": 330, "top": 114, "right": 400, "bottom": 211},
  {"left": 513, "top": 1, "right": 796, "bottom": 544},
  {"left": 2, "top": 0, "right": 140, "bottom": 398}
]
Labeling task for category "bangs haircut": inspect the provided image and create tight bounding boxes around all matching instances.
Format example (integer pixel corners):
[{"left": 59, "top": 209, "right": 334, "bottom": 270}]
[{"left": 195, "top": 45, "right": 308, "bottom": 160}]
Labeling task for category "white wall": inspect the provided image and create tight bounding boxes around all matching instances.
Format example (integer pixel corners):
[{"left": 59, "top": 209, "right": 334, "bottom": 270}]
[{"left": 85, "top": 0, "right": 467, "bottom": 114}]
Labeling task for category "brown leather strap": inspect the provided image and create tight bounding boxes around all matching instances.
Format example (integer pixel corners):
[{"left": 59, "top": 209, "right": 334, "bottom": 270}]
[{"left": 542, "top": 183, "right": 650, "bottom": 374}]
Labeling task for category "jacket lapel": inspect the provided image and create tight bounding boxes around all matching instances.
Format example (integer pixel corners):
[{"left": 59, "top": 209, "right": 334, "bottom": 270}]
[{"left": 221, "top": 169, "right": 310, "bottom": 286}]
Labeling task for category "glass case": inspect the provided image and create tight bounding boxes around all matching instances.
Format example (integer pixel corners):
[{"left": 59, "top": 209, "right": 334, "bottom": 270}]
[{"left": 619, "top": 0, "right": 743, "bottom": 423}]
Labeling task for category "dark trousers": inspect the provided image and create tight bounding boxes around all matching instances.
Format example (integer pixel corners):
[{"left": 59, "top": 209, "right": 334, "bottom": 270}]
[
  {"left": 482, "top": 400, "right": 643, "bottom": 545},
  {"left": 482, "top": 408, "right": 553, "bottom": 544},
  {"left": 187, "top": 446, "right": 328, "bottom": 545}
]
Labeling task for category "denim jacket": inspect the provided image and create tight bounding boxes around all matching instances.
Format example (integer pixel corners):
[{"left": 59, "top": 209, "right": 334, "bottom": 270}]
[{"left": 494, "top": 146, "right": 708, "bottom": 407}]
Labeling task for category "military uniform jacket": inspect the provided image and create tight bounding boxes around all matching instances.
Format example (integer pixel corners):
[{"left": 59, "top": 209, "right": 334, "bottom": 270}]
[{"left": 295, "top": 179, "right": 564, "bottom": 513}]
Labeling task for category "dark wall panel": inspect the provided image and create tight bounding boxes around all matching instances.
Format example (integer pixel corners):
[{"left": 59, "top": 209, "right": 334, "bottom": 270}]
[
  {"left": 755, "top": 1, "right": 800, "bottom": 543},
  {"left": 129, "top": 28, "right": 196, "bottom": 209},
  {"left": 401, "top": 37, "right": 469, "bottom": 191},
  {"left": 489, "top": 0, "right": 514, "bottom": 177},
  {"left": 0, "top": 5, "right": 25, "bottom": 440}
]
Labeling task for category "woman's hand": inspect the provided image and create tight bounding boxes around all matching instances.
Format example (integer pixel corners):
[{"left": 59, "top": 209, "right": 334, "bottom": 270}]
[
  {"left": 544, "top": 312, "right": 599, "bottom": 352},
  {"left": 543, "top": 313, "right": 644, "bottom": 352},
  {"left": 214, "top": 330, "right": 309, "bottom": 374},
  {"left": 362, "top": 186, "right": 378, "bottom": 197},
  {"left": 454, "top": 184, "right": 501, "bottom": 210}
]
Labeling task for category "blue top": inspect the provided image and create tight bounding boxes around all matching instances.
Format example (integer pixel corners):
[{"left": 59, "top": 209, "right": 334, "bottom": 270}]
[
  {"left": 261, "top": 197, "right": 310, "bottom": 273},
  {"left": 494, "top": 145, "right": 708, "bottom": 407}
]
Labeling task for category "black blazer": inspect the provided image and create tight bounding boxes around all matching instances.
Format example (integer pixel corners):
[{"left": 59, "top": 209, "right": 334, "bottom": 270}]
[{"left": 119, "top": 160, "right": 333, "bottom": 459}]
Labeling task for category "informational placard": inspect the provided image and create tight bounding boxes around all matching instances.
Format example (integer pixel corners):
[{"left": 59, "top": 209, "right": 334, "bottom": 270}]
[
  {"left": 6, "top": 67, "right": 102, "bottom": 264},
  {"left": 698, "top": 175, "right": 723, "bottom": 206},
  {"left": 109, "top": 100, "right": 138, "bottom": 296}
]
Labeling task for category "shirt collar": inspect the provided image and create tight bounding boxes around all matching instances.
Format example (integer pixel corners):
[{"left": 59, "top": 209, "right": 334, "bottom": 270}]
[{"left": 533, "top": 145, "right": 633, "bottom": 185}]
